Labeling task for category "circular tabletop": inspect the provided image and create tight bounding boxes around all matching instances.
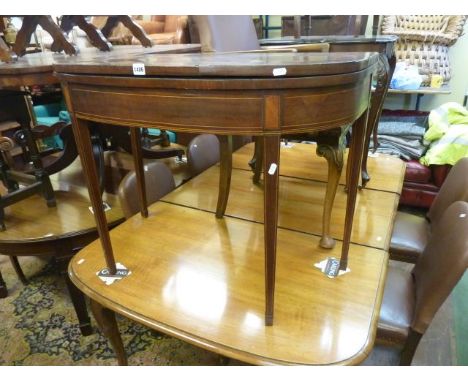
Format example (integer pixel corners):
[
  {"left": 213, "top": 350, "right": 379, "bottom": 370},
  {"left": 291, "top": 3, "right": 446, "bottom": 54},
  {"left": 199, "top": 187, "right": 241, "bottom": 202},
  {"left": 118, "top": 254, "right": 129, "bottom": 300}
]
[{"left": 0, "top": 183, "right": 123, "bottom": 245}]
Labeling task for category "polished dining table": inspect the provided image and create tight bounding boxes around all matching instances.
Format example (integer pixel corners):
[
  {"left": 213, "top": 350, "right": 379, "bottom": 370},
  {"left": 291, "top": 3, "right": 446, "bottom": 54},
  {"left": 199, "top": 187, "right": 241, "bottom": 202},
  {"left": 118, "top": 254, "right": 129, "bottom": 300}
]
[
  {"left": 69, "top": 142, "right": 405, "bottom": 365},
  {"left": 54, "top": 49, "right": 379, "bottom": 327}
]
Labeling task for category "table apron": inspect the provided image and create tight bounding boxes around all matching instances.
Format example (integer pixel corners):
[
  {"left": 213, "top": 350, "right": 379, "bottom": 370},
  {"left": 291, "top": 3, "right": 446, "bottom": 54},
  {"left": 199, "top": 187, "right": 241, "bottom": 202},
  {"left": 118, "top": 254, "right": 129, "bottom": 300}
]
[{"left": 66, "top": 76, "right": 371, "bottom": 135}]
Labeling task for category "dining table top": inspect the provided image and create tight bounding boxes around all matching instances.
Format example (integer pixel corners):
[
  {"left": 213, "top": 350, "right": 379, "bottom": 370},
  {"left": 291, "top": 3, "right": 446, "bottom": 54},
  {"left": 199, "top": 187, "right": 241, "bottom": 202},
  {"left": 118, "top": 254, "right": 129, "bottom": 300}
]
[{"left": 69, "top": 142, "right": 404, "bottom": 365}]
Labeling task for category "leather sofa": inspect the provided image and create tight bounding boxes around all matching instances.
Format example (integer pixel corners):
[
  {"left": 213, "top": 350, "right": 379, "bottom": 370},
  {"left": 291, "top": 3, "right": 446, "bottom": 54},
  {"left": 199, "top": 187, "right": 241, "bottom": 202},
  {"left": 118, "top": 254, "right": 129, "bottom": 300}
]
[
  {"left": 132, "top": 16, "right": 189, "bottom": 44},
  {"left": 400, "top": 160, "right": 452, "bottom": 209},
  {"left": 91, "top": 15, "right": 190, "bottom": 45},
  {"left": 90, "top": 16, "right": 189, "bottom": 45},
  {"left": 379, "top": 109, "right": 452, "bottom": 209}
]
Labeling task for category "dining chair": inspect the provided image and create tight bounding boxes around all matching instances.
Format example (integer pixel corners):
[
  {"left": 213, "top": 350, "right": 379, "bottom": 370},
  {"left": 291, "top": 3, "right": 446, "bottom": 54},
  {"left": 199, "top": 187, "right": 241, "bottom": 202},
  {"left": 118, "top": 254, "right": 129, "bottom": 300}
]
[
  {"left": 374, "top": 200, "right": 468, "bottom": 365},
  {"left": 390, "top": 157, "right": 468, "bottom": 263},
  {"left": 187, "top": 134, "right": 220, "bottom": 177},
  {"left": 117, "top": 161, "right": 175, "bottom": 219}
]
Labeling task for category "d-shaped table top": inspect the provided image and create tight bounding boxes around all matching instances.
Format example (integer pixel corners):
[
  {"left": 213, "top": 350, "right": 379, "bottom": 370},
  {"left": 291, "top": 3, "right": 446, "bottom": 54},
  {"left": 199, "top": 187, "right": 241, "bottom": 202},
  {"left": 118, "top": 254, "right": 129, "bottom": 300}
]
[{"left": 53, "top": 51, "right": 379, "bottom": 77}]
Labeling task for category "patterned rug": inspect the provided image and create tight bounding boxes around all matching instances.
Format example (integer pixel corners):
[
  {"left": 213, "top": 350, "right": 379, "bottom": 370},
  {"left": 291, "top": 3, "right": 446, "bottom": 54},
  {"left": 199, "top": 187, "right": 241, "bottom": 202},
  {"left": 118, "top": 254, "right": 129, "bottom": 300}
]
[{"left": 0, "top": 255, "right": 224, "bottom": 366}]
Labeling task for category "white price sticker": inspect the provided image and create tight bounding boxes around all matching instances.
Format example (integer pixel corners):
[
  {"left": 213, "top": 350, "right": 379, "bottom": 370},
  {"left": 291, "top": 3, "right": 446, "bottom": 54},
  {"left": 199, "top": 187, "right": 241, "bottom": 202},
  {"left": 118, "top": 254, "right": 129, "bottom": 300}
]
[
  {"left": 268, "top": 163, "right": 278, "bottom": 175},
  {"left": 133, "top": 63, "right": 146, "bottom": 76},
  {"left": 273, "top": 67, "right": 287, "bottom": 76}
]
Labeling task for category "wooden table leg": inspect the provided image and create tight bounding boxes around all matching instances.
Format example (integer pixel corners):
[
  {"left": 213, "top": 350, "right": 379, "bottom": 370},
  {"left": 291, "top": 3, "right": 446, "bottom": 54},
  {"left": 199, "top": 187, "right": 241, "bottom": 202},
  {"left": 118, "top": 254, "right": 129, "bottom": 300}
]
[
  {"left": 340, "top": 108, "right": 369, "bottom": 270},
  {"left": 263, "top": 135, "right": 280, "bottom": 326},
  {"left": 361, "top": 52, "right": 395, "bottom": 187},
  {"left": 55, "top": 245, "right": 93, "bottom": 336},
  {"left": 90, "top": 299, "right": 128, "bottom": 365},
  {"left": 64, "top": 273, "right": 94, "bottom": 336},
  {"left": 216, "top": 135, "right": 232, "bottom": 218},
  {"left": 69, "top": 116, "right": 117, "bottom": 274},
  {"left": 9, "top": 256, "right": 28, "bottom": 285},
  {"left": 0, "top": 267, "right": 8, "bottom": 298},
  {"left": 252, "top": 137, "right": 264, "bottom": 184},
  {"left": 130, "top": 128, "right": 148, "bottom": 218},
  {"left": 315, "top": 127, "right": 347, "bottom": 249}
]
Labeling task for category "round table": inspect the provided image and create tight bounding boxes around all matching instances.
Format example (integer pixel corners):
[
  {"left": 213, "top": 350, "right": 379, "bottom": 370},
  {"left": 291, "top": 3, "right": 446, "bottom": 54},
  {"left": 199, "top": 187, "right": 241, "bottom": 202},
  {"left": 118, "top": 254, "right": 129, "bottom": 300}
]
[{"left": 0, "top": 180, "right": 123, "bottom": 335}]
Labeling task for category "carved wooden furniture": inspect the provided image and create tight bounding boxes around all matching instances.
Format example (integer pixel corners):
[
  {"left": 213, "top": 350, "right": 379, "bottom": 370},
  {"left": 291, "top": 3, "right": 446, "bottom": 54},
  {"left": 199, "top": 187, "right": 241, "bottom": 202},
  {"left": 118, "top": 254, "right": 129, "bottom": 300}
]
[
  {"left": 12, "top": 16, "right": 77, "bottom": 57},
  {"left": 11, "top": 122, "right": 78, "bottom": 174},
  {"left": 0, "top": 89, "right": 56, "bottom": 230},
  {"left": 260, "top": 35, "right": 398, "bottom": 190},
  {"left": 57, "top": 16, "right": 153, "bottom": 52},
  {"left": 377, "top": 201, "right": 468, "bottom": 365},
  {"left": 55, "top": 50, "right": 378, "bottom": 327},
  {"left": 0, "top": 15, "right": 154, "bottom": 62},
  {"left": 69, "top": 142, "right": 405, "bottom": 365},
  {"left": 0, "top": 175, "right": 124, "bottom": 335}
]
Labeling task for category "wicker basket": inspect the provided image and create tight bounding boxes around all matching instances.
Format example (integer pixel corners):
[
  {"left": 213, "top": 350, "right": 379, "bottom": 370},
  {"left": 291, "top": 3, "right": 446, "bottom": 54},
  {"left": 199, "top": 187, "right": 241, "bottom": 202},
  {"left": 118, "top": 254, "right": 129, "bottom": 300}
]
[
  {"left": 395, "top": 41, "right": 451, "bottom": 85},
  {"left": 381, "top": 15, "right": 466, "bottom": 45},
  {"left": 381, "top": 15, "right": 466, "bottom": 86}
]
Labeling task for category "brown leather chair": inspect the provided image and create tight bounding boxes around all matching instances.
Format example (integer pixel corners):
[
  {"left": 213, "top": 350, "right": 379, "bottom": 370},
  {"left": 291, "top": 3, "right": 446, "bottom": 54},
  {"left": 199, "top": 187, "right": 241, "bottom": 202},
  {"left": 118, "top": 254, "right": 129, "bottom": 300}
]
[
  {"left": 390, "top": 157, "right": 468, "bottom": 263},
  {"left": 187, "top": 134, "right": 220, "bottom": 177},
  {"left": 118, "top": 161, "right": 175, "bottom": 219},
  {"left": 375, "top": 200, "right": 468, "bottom": 365}
]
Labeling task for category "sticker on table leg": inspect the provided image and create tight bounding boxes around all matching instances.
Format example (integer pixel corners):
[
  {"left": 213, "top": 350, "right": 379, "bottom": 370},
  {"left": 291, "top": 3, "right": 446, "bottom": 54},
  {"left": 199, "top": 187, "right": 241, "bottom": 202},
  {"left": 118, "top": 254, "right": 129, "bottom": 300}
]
[
  {"left": 96, "top": 262, "right": 131, "bottom": 285},
  {"left": 314, "top": 257, "right": 350, "bottom": 278},
  {"left": 268, "top": 163, "right": 278, "bottom": 175}
]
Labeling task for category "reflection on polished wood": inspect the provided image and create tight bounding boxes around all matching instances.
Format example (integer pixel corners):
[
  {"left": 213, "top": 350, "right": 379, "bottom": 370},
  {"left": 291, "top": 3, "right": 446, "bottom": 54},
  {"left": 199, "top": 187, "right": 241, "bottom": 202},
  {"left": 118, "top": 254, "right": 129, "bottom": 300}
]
[
  {"left": 70, "top": 202, "right": 388, "bottom": 365},
  {"left": 0, "top": 184, "right": 121, "bottom": 243},
  {"left": 162, "top": 166, "right": 400, "bottom": 251},
  {"left": 232, "top": 142, "right": 405, "bottom": 194}
]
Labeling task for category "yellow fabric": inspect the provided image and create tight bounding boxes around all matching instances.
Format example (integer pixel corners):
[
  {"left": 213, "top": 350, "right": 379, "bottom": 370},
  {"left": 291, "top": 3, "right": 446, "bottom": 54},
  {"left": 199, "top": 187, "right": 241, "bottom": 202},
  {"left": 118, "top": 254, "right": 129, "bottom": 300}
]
[{"left": 420, "top": 102, "right": 468, "bottom": 166}]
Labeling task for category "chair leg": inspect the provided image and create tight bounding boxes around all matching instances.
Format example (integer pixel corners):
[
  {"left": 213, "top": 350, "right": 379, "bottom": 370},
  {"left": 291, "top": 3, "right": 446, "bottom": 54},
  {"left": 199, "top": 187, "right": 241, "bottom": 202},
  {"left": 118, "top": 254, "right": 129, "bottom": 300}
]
[
  {"left": 9, "top": 256, "right": 28, "bottom": 285},
  {"left": 399, "top": 329, "right": 423, "bottom": 366}
]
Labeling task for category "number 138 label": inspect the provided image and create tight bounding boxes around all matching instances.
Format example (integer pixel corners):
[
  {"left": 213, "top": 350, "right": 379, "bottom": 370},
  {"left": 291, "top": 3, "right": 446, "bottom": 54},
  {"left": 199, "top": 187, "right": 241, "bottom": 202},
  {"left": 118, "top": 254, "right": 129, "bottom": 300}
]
[{"left": 133, "top": 63, "right": 146, "bottom": 75}]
